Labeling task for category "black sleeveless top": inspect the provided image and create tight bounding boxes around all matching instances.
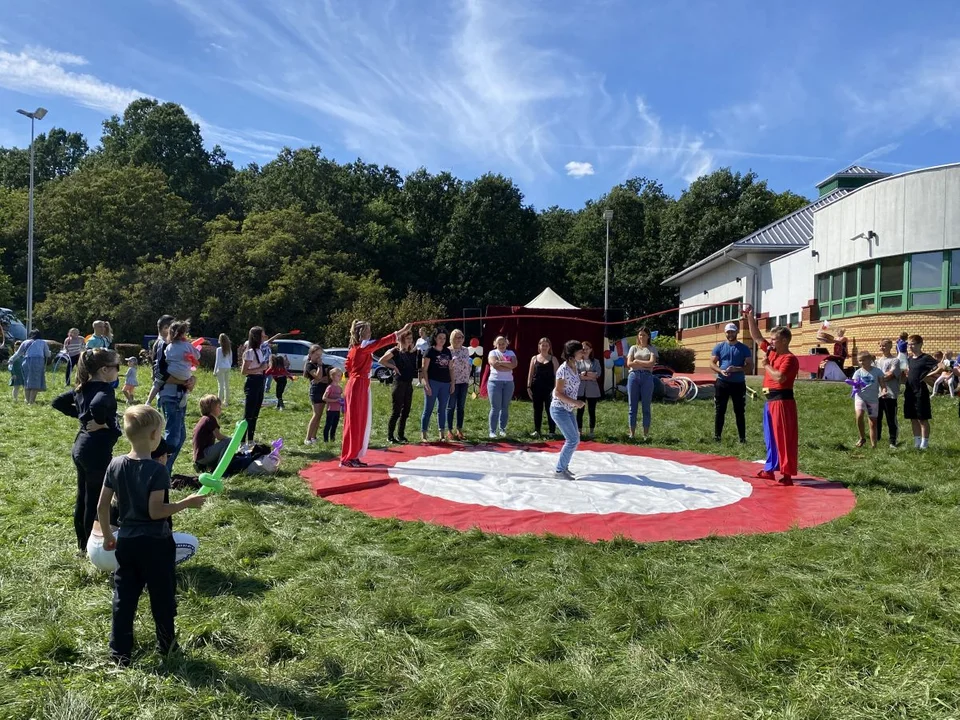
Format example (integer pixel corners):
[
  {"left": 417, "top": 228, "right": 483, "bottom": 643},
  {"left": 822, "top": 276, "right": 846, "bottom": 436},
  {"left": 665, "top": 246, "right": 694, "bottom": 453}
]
[{"left": 530, "top": 357, "right": 556, "bottom": 391}]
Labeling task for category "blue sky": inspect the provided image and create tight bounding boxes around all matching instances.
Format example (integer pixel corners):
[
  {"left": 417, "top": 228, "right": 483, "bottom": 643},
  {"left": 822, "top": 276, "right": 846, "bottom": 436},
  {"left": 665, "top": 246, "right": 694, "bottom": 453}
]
[{"left": 0, "top": 0, "right": 958, "bottom": 209}]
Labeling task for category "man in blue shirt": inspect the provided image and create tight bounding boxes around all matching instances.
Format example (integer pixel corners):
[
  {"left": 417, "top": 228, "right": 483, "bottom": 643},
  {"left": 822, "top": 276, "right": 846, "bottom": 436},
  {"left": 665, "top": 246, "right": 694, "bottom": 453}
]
[{"left": 711, "top": 322, "right": 753, "bottom": 443}]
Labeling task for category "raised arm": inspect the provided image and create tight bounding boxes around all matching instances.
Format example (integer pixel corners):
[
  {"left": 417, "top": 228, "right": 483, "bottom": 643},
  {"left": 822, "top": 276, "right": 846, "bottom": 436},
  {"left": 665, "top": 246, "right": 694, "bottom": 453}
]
[{"left": 743, "top": 309, "right": 764, "bottom": 346}]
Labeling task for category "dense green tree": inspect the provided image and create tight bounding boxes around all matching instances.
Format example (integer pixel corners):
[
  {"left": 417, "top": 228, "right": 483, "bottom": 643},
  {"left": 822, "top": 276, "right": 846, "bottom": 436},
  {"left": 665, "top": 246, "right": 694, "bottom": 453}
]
[
  {"left": 36, "top": 165, "right": 199, "bottom": 288},
  {"left": 435, "top": 173, "right": 540, "bottom": 310},
  {"left": 99, "top": 98, "right": 233, "bottom": 216},
  {"left": 0, "top": 128, "right": 89, "bottom": 190}
]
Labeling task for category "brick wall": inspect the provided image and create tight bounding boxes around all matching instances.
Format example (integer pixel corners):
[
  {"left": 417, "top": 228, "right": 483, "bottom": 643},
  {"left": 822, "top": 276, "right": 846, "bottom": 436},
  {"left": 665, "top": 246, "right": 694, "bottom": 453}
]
[{"left": 679, "top": 300, "right": 960, "bottom": 372}]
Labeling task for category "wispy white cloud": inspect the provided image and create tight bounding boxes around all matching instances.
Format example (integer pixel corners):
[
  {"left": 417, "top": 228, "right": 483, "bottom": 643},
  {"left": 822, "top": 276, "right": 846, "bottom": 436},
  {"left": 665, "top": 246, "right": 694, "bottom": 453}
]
[
  {"left": 0, "top": 46, "right": 142, "bottom": 114},
  {"left": 0, "top": 44, "right": 303, "bottom": 160},
  {"left": 565, "top": 161, "right": 594, "bottom": 177},
  {"left": 841, "top": 40, "right": 960, "bottom": 137},
  {"left": 851, "top": 143, "right": 899, "bottom": 165},
  {"left": 624, "top": 97, "right": 716, "bottom": 183}
]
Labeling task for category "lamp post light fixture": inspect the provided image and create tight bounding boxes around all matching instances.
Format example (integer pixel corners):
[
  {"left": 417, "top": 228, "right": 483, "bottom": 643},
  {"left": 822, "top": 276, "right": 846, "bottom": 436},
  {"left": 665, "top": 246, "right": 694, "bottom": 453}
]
[
  {"left": 16, "top": 106, "right": 47, "bottom": 334},
  {"left": 602, "top": 209, "right": 614, "bottom": 324}
]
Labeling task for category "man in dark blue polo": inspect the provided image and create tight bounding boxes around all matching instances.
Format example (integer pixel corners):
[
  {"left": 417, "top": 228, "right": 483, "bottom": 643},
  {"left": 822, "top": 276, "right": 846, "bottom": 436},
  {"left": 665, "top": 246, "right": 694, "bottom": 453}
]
[{"left": 711, "top": 322, "right": 753, "bottom": 443}]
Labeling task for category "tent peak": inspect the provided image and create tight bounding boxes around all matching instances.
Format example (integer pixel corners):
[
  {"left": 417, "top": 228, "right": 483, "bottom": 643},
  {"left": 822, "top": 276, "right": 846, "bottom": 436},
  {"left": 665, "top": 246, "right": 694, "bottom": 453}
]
[{"left": 524, "top": 287, "right": 579, "bottom": 310}]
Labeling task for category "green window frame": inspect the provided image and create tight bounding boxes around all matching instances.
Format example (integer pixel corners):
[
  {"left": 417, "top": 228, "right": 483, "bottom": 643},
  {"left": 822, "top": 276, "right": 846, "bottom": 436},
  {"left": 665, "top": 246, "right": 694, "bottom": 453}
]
[{"left": 908, "top": 251, "right": 945, "bottom": 309}]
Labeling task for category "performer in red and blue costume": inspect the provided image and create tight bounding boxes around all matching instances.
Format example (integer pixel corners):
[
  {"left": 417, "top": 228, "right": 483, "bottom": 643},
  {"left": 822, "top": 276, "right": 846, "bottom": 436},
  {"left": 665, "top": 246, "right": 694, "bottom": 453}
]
[{"left": 743, "top": 309, "right": 799, "bottom": 486}]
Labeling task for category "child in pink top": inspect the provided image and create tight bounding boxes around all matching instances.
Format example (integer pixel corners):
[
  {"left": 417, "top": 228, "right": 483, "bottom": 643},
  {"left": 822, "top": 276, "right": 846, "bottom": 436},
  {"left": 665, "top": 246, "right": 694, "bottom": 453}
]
[{"left": 322, "top": 368, "right": 344, "bottom": 443}]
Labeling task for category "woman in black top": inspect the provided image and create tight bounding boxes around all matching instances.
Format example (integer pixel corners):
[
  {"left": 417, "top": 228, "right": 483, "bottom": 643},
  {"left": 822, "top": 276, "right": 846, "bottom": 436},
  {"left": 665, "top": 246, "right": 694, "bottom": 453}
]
[
  {"left": 381, "top": 331, "right": 420, "bottom": 443},
  {"left": 52, "top": 348, "right": 123, "bottom": 553},
  {"left": 527, "top": 337, "right": 559, "bottom": 438},
  {"left": 419, "top": 328, "right": 453, "bottom": 443}
]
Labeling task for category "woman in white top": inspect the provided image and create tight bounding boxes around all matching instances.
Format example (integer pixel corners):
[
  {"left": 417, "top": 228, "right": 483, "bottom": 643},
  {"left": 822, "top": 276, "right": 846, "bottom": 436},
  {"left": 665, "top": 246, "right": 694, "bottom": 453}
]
[
  {"left": 626, "top": 327, "right": 659, "bottom": 440},
  {"left": 550, "top": 340, "right": 586, "bottom": 478},
  {"left": 214, "top": 333, "right": 233, "bottom": 406},
  {"left": 486, "top": 336, "right": 517, "bottom": 438}
]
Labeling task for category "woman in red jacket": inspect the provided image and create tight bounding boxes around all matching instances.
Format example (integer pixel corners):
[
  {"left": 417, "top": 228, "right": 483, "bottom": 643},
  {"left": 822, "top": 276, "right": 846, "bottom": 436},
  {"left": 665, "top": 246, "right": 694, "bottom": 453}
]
[{"left": 340, "top": 319, "right": 413, "bottom": 467}]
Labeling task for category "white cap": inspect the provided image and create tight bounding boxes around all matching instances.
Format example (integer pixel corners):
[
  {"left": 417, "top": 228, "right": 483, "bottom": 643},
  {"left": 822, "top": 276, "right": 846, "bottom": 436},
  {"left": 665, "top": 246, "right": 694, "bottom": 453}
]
[{"left": 724, "top": 323, "right": 738, "bottom": 332}]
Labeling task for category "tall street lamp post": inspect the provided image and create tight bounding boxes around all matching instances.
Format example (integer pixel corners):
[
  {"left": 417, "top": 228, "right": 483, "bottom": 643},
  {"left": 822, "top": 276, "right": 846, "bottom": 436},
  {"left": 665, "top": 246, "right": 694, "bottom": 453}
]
[
  {"left": 602, "top": 209, "right": 614, "bottom": 325},
  {"left": 16, "top": 106, "right": 47, "bottom": 333}
]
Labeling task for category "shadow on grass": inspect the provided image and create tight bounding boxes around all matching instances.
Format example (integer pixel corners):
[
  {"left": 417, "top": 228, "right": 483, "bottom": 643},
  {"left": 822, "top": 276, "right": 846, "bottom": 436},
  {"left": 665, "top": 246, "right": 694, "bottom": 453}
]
[
  {"left": 161, "top": 656, "right": 348, "bottom": 719},
  {"left": 226, "top": 487, "right": 311, "bottom": 506},
  {"left": 852, "top": 476, "right": 925, "bottom": 494},
  {"left": 179, "top": 564, "right": 270, "bottom": 598}
]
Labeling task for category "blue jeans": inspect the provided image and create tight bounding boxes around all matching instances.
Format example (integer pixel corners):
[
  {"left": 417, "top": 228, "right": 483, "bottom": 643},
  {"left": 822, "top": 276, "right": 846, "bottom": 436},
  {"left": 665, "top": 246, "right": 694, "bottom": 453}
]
[
  {"left": 627, "top": 370, "right": 654, "bottom": 431},
  {"left": 550, "top": 404, "right": 580, "bottom": 472},
  {"left": 488, "top": 380, "right": 514, "bottom": 434},
  {"left": 447, "top": 383, "right": 468, "bottom": 430},
  {"left": 421, "top": 379, "right": 451, "bottom": 432},
  {"left": 159, "top": 395, "right": 186, "bottom": 473}
]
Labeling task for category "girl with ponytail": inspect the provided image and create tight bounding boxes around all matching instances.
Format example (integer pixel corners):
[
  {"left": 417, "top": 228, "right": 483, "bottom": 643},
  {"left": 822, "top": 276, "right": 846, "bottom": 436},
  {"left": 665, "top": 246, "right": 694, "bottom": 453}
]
[
  {"left": 52, "top": 348, "right": 123, "bottom": 553},
  {"left": 340, "top": 318, "right": 413, "bottom": 467}
]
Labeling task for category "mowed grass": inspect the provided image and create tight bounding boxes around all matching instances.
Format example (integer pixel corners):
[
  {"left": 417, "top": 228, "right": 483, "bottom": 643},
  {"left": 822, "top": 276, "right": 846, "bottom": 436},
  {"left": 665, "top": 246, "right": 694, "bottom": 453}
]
[{"left": 1, "top": 368, "right": 960, "bottom": 719}]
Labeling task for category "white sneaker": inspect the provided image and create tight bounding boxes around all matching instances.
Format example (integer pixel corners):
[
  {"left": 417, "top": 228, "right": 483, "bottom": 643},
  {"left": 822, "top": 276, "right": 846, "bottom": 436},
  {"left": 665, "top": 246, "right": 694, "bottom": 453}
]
[
  {"left": 555, "top": 468, "right": 576, "bottom": 480},
  {"left": 498, "top": 430, "right": 507, "bottom": 438},
  {"left": 304, "top": 438, "right": 318, "bottom": 445},
  {"left": 489, "top": 432, "right": 497, "bottom": 439}
]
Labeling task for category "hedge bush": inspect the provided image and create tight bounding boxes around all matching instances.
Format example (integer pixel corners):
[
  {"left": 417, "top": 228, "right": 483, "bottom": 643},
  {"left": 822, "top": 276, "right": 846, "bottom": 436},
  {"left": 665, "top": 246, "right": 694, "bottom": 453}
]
[{"left": 659, "top": 347, "right": 695, "bottom": 373}]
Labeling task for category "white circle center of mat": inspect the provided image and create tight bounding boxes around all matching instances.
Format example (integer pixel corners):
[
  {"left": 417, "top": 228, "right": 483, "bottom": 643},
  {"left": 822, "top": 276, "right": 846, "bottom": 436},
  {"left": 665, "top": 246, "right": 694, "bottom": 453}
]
[{"left": 388, "top": 450, "right": 752, "bottom": 515}]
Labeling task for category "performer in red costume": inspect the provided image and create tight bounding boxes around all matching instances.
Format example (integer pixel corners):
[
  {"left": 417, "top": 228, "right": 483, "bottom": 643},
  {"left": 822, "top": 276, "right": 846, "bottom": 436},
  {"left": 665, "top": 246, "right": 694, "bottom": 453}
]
[
  {"left": 743, "top": 309, "right": 799, "bottom": 485},
  {"left": 340, "top": 320, "right": 413, "bottom": 468}
]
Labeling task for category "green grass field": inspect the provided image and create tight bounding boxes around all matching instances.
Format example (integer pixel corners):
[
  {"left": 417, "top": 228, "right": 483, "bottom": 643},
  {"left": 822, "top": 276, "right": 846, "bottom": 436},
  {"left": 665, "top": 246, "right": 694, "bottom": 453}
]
[{"left": 1, "top": 369, "right": 959, "bottom": 719}]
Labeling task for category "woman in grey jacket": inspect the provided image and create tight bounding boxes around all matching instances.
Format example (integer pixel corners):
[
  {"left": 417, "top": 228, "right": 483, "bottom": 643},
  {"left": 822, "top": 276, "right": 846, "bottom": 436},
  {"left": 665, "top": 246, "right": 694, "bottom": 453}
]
[{"left": 576, "top": 341, "right": 602, "bottom": 438}]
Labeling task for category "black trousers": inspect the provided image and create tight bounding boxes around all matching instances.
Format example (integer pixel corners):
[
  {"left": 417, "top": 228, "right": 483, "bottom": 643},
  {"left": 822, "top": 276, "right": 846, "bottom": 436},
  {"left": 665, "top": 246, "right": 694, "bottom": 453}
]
[
  {"left": 110, "top": 535, "right": 177, "bottom": 661},
  {"left": 274, "top": 377, "right": 287, "bottom": 406},
  {"left": 388, "top": 379, "right": 413, "bottom": 439},
  {"left": 244, "top": 374, "right": 266, "bottom": 442},
  {"left": 531, "top": 385, "right": 555, "bottom": 434},
  {"left": 877, "top": 397, "right": 898, "bottom": 445},
  {"left": 576, "top": 397, "right": 598, "bottom": 431},
  {"left": 72, "top": 435, "right": 116, "bottom": 552},
  {"left": 324, "top": 410, "right": 341, "bottom": 442},
  {"left": 715, "top": 379, "right": 747, "bottom": 441}
]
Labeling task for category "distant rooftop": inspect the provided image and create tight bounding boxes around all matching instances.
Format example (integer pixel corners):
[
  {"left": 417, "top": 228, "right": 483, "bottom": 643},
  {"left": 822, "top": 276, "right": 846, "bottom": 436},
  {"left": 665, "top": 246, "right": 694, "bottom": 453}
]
[{"left": 816, "top": 165, "right": 891, "bottom": 195}]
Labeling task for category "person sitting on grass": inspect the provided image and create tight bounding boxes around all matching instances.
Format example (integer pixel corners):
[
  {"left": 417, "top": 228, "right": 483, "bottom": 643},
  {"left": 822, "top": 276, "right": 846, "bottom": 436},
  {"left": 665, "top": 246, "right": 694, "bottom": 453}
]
[
  {"left": 87, "top": 438, "right": 199, "bottom": 573},
  {"left": 96, "top": 404, "right": 206, "bottom": 666},
  {"left": 851, "top": 351, "right": 886, "bottom": 449},
  {"left": 192, "top": 394, "right": 231, "bottom": 472},
  {"left": 932, "top": 351, "right": 956, "bottom": 398},
  {"left": 904, "top": 335, "right": 940, "bottom": 450}
]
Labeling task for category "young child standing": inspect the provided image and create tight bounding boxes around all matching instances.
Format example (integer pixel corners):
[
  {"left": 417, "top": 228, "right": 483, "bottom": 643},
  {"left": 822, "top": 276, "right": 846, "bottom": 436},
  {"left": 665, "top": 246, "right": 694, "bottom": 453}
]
[
  {"left": 97, "top": 404, "right": 205, "bottom": 665},
  {"left": 266, "top": 354, "right": 295, "bottom": 411},
  {"left": 214, "top": 334, "right": 232, "bottom": 407},
  {"left": 8, "top": 340, "right": 24, "bottom": 401},
  {"left": 852, "top": 351, "right": 886, "bottom": 448},
  {"left": 322, "top": 367, "right": 344, "bottom": 443},
  {"left": 904, "top": 334, "right": 940, "bottom": 450},
  {"left": 122, "top": 357, "right": 139, "bottom": 404}
]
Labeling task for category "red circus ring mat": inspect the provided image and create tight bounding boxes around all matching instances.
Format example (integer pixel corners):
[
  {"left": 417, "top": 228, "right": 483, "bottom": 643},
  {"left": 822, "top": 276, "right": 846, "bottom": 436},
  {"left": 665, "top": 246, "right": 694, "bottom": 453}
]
[{"left": 300, "top": 442, "right": 856, "bottom": 544}]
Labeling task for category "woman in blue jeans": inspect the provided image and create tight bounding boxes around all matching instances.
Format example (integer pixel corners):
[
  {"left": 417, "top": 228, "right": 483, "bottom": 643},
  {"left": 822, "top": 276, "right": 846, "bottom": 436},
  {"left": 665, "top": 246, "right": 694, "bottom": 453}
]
[
  {"left": 446, "top": 329, "right": 471, "bottom": 440},
  {"left": 626, "top": 327, "right": 659, "bottom": 441},
  {"left": 420, "top": 328, "right": 453, "bottom": 442},
  {"left": 487, "top": 336, "right": 517, "bottom": 438},
  {"left": 550, "top": 340, "right": 586, "bottom": 478}
]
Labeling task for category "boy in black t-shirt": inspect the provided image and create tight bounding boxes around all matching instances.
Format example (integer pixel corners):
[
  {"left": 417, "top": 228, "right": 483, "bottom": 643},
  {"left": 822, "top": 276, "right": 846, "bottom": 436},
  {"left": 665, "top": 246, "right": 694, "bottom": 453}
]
[
  {"left": 904, "top": 334, "right": 940, "bottom": 450},
  {"left": 97, "top": 404, "right": 206, "bottom": 665}
]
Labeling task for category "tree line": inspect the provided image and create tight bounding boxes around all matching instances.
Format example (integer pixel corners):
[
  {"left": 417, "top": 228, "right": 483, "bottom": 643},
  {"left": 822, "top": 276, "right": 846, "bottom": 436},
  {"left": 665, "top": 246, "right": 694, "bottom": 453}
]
[{"left": 0, "top": 98, "right": 809, "bottom": 345}]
